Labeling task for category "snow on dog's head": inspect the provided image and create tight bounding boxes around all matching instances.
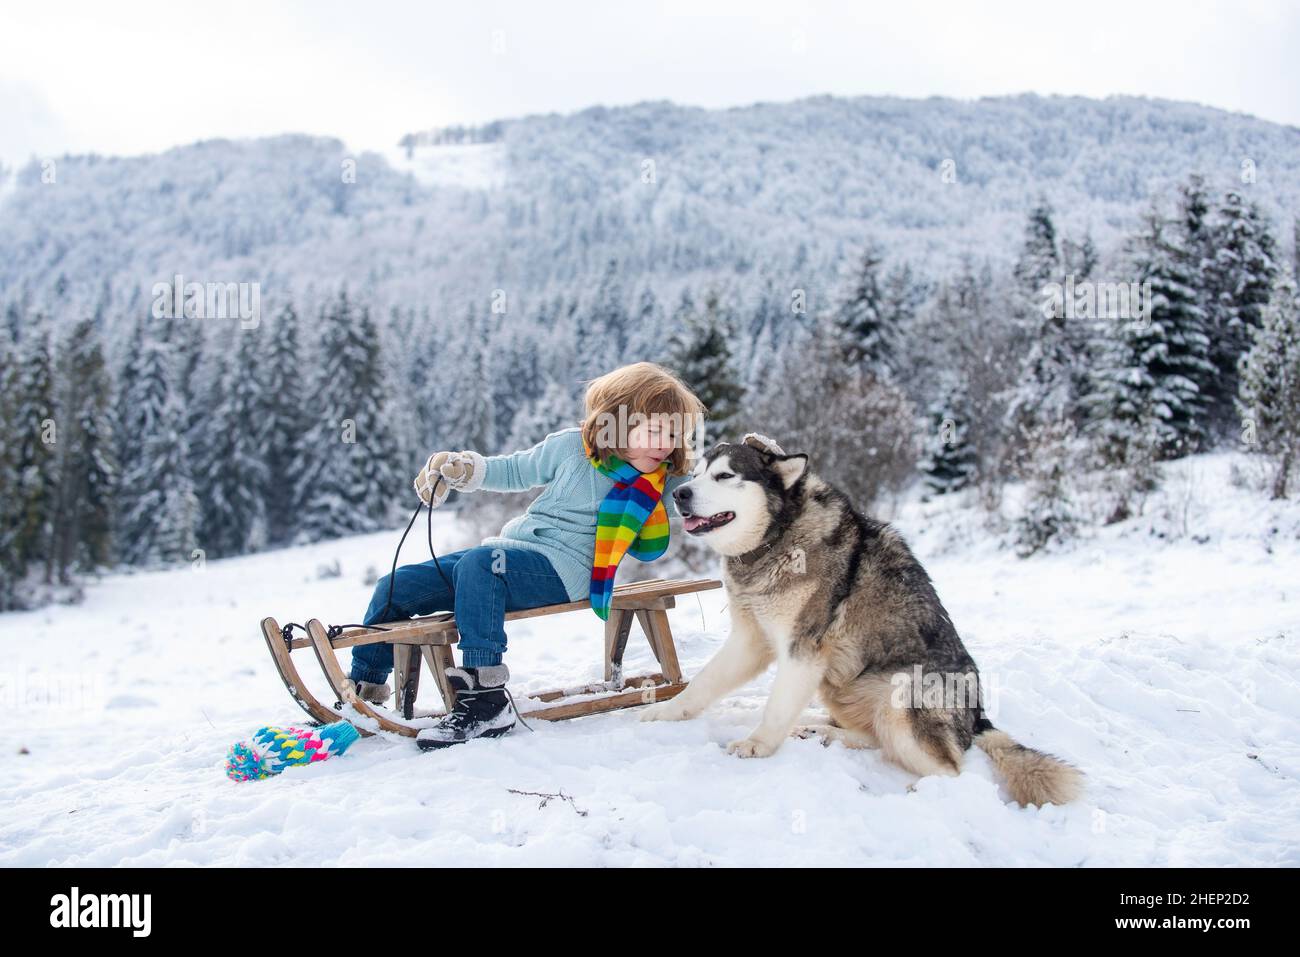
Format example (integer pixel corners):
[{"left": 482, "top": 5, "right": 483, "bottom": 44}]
[{"left": 672, "top": 437, "right": 807, "bottom": 556}]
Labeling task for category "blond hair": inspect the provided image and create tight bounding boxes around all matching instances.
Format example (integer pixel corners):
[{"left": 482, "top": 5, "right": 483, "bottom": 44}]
[{"left": 580, "top": 362, "right": 707, "bottom": 476}]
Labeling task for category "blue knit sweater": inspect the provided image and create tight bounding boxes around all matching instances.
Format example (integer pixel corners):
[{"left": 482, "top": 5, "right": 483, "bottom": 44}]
[{"left": 465, "top": 427, "right": 691, "bottom": 603}]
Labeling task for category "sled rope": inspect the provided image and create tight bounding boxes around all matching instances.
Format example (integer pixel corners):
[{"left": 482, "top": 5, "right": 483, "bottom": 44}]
[
  {"left": 285, "top": 474, "right": 535, "bottom": 732},
  {"left": 376, "top": 473, "right": 456, "bottom": 622},
  {"left": 280, "top": 475, "right": 456, "bottom": 649}
]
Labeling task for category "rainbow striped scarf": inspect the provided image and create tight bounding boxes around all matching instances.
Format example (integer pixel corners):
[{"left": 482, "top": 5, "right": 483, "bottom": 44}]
[{"left": 584, "top": 436, "right": 670, "bottom": 620}]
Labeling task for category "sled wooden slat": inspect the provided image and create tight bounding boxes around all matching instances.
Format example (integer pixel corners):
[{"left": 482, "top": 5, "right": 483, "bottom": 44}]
[
  {"left": 263, "top": 578, "right": 720, "bottom": 732},
  {"left": 259, "top": 616, "right": 377, "bottom": 736},
  {"left": 520, "top": 680, "right": 688, "bottom": 721},
  {"left": 283, "top": 578, "right": 719, "bottom": 651}
]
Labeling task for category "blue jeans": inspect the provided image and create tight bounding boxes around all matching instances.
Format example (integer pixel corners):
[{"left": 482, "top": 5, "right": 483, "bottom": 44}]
[{"left": 349, "top": 545, "right": 571, "bottom": 680}]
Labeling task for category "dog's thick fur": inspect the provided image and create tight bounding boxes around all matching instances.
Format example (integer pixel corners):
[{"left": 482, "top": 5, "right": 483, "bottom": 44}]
[{"left": 642, "top": 438, "right": 1082, "bottom": 807}]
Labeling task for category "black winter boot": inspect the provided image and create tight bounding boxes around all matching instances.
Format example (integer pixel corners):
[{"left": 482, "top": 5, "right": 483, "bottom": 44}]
[{"left": 416, "top": 664, "right": 516, "bottom": 750}]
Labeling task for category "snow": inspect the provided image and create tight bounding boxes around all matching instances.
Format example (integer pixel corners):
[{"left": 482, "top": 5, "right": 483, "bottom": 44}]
[
  {"left": 377, "top": 141, "right": 506, "bottom": 190},
  {"left": 3, "top": 452, "right": 1298, "bottom": 866}
]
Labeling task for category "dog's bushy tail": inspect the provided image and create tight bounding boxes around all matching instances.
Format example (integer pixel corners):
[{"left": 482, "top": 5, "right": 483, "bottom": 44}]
[{"left": 974, "top": 727, "right": 1083, "bottom": 807}]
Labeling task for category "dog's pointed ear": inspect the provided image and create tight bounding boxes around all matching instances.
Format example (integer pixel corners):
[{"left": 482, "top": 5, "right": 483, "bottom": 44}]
[
  {"left": 742, "top": 432, "right": 786, "bottom": 457},
  {"left": 772, "top": 453, "right": 808, "bottom": 489}
]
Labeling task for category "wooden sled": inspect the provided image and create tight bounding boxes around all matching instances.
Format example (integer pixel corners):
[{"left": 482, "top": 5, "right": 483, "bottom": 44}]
[{"left": 262, "top": 578, "right": 722, "bottom": 738}]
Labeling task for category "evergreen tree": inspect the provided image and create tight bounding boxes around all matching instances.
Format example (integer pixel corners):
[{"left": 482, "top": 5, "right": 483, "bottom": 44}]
[
  {"left": 0, "top": 329, "right": 24, "bottom": 608},
  {"left": 199, "top": 328, "right": 270, "bottom": 556},
  {"left": 294, "top": 291, "right": 405, "bottom": 542},
  {"left": 1236, "top": 273, "right": 1300, "bottom": 499},
  {"left": 668, "top": 289, "right": 745, "bottom": 441},
  {"left": 12, "top": 315, "right": 56, "bottom": 577},
  {"left": 1007, "top": 201, "right": 1073, "bottom": 437},
  {"left": 1176, "top": 175, "right": 1215, "bottom": 280},
  {"left": 260, "top": 304, "right": 307, "bottom": 545},
  {"left": 436, "top": 307, "right": 497, "bottom": 454},
  {"left": 1013, "top": 199, "right": 1061, "bottom": 299},
  {"left": 919, "top": 376, "right": 977, "bottom": 495},
  {"left": 626, "top": 285, "right": 663, "bottom": 362},
  {"left": 1205, "top": 190, "right": 1278, "bottom": 434},
  {"left": 49, "top": 318, "right": 116, "bottom": 581},
  {"left": 832, "top": 243, "right": 892, "bottom": 373},
  {"left": 486, "top": 317, "right": 542, "bottom": 450},
  {"left": 591, "top": 258, "right": 629, "bottom": 363},
  {"left": 1063, "top": 231, "right": 1099, "bottom": 280},
  {"left": 1089, "top": 208, "right": 1215, "bottom": 459},
  {"left": 117, "top": 321, "right": 199, "bottom": 566}
]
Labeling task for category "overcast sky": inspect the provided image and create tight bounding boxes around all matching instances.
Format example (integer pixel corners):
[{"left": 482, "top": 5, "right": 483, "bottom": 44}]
[{"left": 2, "top": 0, "right": 1298, "bottom": 169}]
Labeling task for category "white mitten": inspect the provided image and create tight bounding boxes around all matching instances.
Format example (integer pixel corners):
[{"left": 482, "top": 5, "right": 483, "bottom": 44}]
[
  {"left": 413, "top": 451, "right": 454, "bottom": 506},
  {"left": 438, "top": 450, "right": 485, "bottom": 491}
]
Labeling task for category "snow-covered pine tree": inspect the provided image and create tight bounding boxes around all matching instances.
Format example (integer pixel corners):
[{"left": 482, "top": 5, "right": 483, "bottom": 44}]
[
  {"left": 737, "top": 281, "right": 785, "bottom": 381},
  {"left": 3, "top": 301, "right": 21, "bottom": 343},
  {"left": 625, "top": 285, "right": 663, "bottom": 364},
  {"left": 591, "top": 258, "right": 630, "bottom": 364},
  {"left": 49, "top": 318, "right": 116, "bottom": 582},
  {"left": 294, "top": 291, "right": 405, "bottom": 542},
  {"left": 1062, "top": 231, "right": 1099, "bottom": 281},
  {"left": 185, "top": 325, "right": 226, "bottom": 553},
  {"left": 117, "top": 321, "right": 200, "bottom": 567},
  {"left": 1236, "top": 272, "right": 1300, "bottom": 499},
  {"left": 260, "top": 304, "right": 308, "bottom": 546},
  {"left": 199, "top": 327, "right": 270, "bottom": 557},
  {"left": 1205, "top": 190, "right": 1278, "bottom": 437},
  {"left": 1102, "top": 206, "right": 1215, "bottom": 458},
  {"left": 1293, "top": 218, "right": 1299, "bottom": 280},
  {"left": 442, "top": 308, "right": 497, "bottom": 454},
  {"left": 667, "top": 289, "right": 744, "bottom": 442},
  {"left": 1013, "top": 199, "right": 1062, "bottom": 298},
  {"left": 146, "top": 388, "right": 201, "bottom": 566},
  {"left": 0, "top": 329, "right": 24, "bottom": 608},
  {"left": 919, "top": 376, "right": 977, "bottom": 495},
  {"left": 485, "top": 315, "right": 542, "bottom": 451},
  {"left": 880, "top": 261, "right": 929, "bottom": 347},
  {"left": 831, "top": 242, "right": 892, "bottom": 374},
  {"left": 1006, "top": 201, "right": 1073, "bottom": 444},
  {"left": 12, "top": 315, "right": 56, "bottom": 577},
  {"left": 1176, "top": 175, "right": 1215, "bottom": 279}
]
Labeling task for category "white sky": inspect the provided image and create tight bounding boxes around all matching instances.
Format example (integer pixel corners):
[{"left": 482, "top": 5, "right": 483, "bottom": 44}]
[{"left": 1, "top": 0, "right": 1297, "bottom": 169}]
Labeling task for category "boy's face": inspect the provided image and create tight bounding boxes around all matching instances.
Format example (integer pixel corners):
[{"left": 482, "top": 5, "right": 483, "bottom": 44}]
[{"left": 623, "top": 414, "right": 677, "bottom": 472}]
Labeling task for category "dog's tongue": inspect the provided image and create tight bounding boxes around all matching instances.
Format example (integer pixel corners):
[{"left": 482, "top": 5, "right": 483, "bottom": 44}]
[{"left": 683, "top": 515, "right": 710, "bottom": 532}]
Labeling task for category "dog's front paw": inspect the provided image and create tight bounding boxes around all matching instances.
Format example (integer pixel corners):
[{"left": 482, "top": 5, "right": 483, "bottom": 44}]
[
  {"left": 726, "top": 736, "right": 778, "bottom": 758},
  {"left": 639, "top": 700, "right": 695, "bottom": 722}
]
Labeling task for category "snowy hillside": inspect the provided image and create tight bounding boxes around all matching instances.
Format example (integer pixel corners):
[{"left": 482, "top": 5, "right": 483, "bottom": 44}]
[
  {"left": 3, "top": 452, "right": 1296, "bottom": 866},
  {"left": 4, "top": 92, "right": 1299, "bottom": 344}
]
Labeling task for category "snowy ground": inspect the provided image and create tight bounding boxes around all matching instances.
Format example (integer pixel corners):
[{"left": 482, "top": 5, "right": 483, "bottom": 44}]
[{"left": 2, "top": 453, "right": 1297, "bottom": 866}]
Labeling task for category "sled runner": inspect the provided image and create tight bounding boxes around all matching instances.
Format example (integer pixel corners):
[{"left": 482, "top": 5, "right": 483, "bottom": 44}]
[{"left": 262, "top": 577, "right": 721, "bottom": 737}]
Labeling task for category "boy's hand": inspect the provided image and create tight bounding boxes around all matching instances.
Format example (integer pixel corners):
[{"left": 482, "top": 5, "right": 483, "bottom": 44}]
[
  {"left": 437, "top": 451, "right": 479, "bottom": 489},
  {"left": 414, "top": 450, "right": 483, "bottom": 505},
  {"left": 414, "top": 452, "right": 454, "bottom": 506}
]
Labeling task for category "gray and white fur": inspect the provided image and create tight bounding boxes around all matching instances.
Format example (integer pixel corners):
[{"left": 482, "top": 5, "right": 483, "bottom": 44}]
[{"left": 641, "top": 436, "right": 1083, "bottom": 807}]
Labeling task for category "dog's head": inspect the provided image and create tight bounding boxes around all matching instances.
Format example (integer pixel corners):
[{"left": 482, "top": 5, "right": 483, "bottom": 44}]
[{"left": 672, "top": 435, "right": 808, "bottom": 556}]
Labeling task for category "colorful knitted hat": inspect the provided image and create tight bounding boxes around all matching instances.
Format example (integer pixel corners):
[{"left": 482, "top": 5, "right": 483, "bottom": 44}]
[{"left": 225, "top": 721, "right": 360, "bottom": 782}]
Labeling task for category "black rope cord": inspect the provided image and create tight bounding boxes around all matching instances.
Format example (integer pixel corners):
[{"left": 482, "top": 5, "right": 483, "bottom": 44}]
[
  {"left": 279, "top": 473, "right": 455, "bottom": 646},
  {"left": 277, "top": 472, "right": 533, "bottom": 731}
]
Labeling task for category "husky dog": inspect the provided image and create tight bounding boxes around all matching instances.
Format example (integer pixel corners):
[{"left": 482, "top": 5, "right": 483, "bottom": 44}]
[{"left": 641, "top": 434, "right": 1082, "bottom": 807}]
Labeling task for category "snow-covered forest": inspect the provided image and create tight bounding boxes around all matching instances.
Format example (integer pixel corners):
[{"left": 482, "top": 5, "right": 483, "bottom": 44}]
[{"left": 1, "top": 92, "right": 1299, "bottom": 607}]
